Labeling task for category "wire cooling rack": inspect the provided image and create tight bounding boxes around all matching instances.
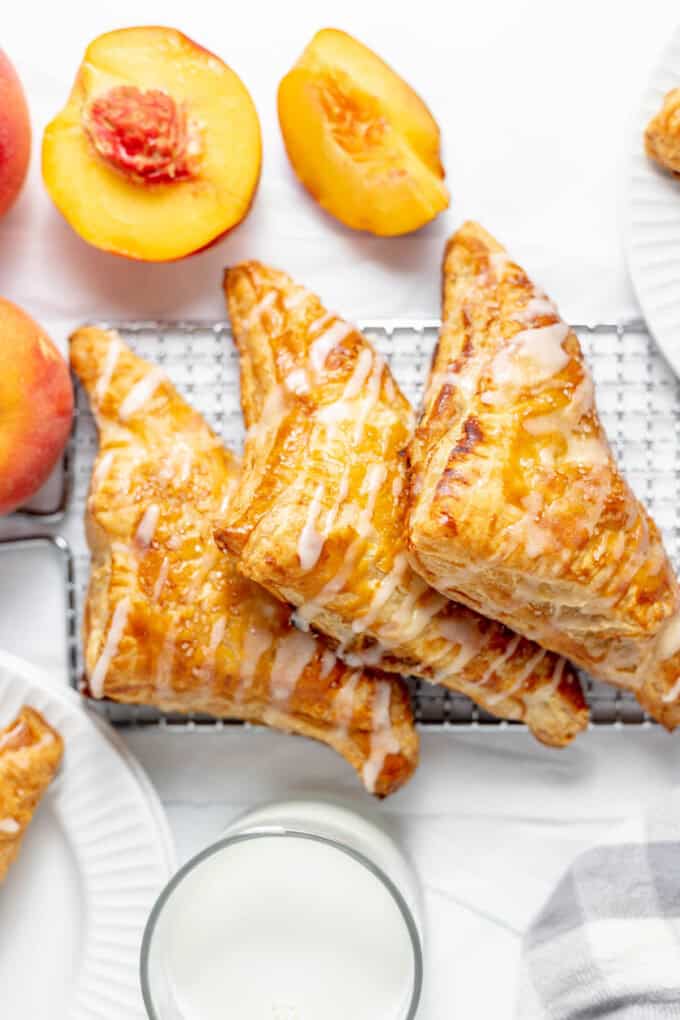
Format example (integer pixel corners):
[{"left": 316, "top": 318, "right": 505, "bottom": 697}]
[{"left": 2, "top": 318, "right": 678, "bottom": 729}]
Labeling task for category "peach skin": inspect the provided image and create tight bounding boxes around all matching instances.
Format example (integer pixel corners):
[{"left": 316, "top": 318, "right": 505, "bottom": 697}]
[
  {"left": 0, "top": 299, "right": 73, "bottom": 516},
  {"left": 0, "top": 51, "right": 30, "bottom": 217}
]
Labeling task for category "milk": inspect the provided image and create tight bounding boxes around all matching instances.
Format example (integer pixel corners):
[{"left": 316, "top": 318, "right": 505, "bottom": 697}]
[{"left": 144, "top": 802, "right": 421, "bottom": 1020}]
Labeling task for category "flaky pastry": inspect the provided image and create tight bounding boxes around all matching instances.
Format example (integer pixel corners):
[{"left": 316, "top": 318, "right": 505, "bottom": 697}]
[
  {"left": 407, "top": 222, "right": 680, "bottom": 725},
  {"left": 645, "top": 88, "right": 680, "bottom": 176},
  {"left": 215, "top": 262, "right": 587, "bottom": 747},
  {"left": 70, "top": 327, "right": 417, "bottom": 796},
  {"left": 0, "top": 707, "right": 63, "bottom": 882}
]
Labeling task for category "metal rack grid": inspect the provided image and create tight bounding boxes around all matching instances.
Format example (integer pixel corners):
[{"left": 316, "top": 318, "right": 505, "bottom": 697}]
[{"left": 4, "top": 318, "right": 678, "bottom": 729}]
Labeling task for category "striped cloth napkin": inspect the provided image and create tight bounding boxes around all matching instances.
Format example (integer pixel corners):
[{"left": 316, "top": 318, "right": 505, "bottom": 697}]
[{"left": 517, "top": 796, "right": 680, "bottom": 1017}]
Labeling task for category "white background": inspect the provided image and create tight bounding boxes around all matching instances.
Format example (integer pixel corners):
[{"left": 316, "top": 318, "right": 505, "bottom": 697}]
[{"left": 1, "top": 1, "right": 680, "bottom": 1016}]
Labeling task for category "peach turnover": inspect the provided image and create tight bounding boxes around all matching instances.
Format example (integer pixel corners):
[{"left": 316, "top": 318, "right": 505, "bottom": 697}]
[
  {"left": 0, "top": 299, "right": 73, "bottom": 516},
  {"left": 42, "top": 26, "right": 262, "bottom": 261},
  {"left": 0, "top": 51, "right": 31, "bottom": 217},
  {"left": 278, "top": 28, "right": 449, "bottom": 236}
]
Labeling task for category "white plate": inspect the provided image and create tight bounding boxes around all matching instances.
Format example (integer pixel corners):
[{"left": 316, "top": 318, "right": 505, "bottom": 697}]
[
  {"left": 0, "top": 650, "right": 175, "bottom": 1020},
  {"left": 627, "top": 24, "right": 680, "bottom": 377}
]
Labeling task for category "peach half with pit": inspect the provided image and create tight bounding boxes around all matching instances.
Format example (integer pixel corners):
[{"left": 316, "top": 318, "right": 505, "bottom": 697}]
[
  {"left": 0, "top": 299, "right": 73, "bottom": 516},
  {"left": 42, "top": 26, "right": 262, "bottom": 261},
  {"left": 278, "top": 28, "right": 449, "bottom": 236}
]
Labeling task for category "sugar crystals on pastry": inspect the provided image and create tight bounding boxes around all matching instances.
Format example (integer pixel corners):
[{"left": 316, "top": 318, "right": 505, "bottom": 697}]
[
  {"left": 0, "top": 707, "right": 63, "bottom": 882},
  {"left": 645, "top": 88, "right": 680, "bottom": 176},
  {"left": 407, "top": 221, "right": 680, "bottom": 726},
  {"left": 216, "top": 261, "right": 587, "bottom": 747},
  {"left": 70, "top": 327, "right": 418, "bottom": 797}
]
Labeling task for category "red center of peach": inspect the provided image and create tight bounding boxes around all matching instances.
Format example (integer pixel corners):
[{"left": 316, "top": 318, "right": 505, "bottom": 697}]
[{"left": 84, "top": 85, "right": 201, "bottom": 184}]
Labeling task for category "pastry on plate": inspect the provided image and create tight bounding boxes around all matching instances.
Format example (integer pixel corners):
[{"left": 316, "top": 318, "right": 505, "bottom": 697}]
[
  {"left": 0, "top": 707, "right": 63, "bottom": 882},
  {"left": 407, "top": 221, "right": 680, "bottom": 725},
  {"left": 645, "top": 88, "right": 680, "bottom": 176},
  {"left": 70, "top": 327, "right": 417, "bottom": 796},
  {"left": 216, "top": 262, "right": 587, "bottom": 747}
]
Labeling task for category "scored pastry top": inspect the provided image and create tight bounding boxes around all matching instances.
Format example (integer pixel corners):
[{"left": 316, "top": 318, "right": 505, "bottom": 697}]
[
  {"left": 218, "top": 261, "right": 587, "bottom": 748},
  {"left": 70, "top": 326, "right": 418, "bottom": 797},
  {"left": 407, "top": 221, "right": 680, "bottom": 725}
]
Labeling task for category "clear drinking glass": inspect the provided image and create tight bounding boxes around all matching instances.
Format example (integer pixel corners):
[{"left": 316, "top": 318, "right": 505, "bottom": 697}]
[{"left": 141, "top": 800, "right": 423, "bottom": 1020}]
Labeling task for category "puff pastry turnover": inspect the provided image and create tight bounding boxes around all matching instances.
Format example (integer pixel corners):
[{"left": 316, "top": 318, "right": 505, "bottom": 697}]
[
  {"left": 216, "top": 262, "right": 587, "bottom": 747},
  {"left": 407, "top": 221, "right": 680, "bottom": 725},
  {"left": 645, "top": 88, "right": 680, "bottom": 176},
  {"left": 0, "top": 707, "right": 63, "bottom": 882},
  {"left": 70, "top": 327, "right": 417, "bottom": 797}
]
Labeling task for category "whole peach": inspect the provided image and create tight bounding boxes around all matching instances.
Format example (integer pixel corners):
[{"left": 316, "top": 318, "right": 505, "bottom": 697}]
[
  {"left": 0, "top": 52, "right": 30, "bottom": 217},
  {"left": 0, "top": 300, "right": 73, "bottom": 515}
]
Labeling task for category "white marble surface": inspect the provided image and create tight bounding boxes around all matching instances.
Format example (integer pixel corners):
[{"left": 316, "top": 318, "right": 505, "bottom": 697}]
[{"left": 1, "top": 1, "right": 680, "bottom": 1017}]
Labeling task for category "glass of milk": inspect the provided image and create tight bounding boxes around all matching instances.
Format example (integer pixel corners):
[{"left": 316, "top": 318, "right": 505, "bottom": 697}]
[{"left": 141, "top": 800, "right": 423, "bottom": 1020}]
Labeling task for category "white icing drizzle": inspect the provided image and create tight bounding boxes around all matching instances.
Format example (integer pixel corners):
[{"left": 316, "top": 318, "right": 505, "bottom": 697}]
[
  {"left": 152, "top": 557, "right": 170, "bottom": 603},
  {"left": 200, "top": 617, "right": 226, "bottom": 688},
  {"left": 488, "top": 252, "right": 509, "bottom": 278},
  {"left": 490, "top": 323, "right": 570, "bottom": 392},
  {"left": 437, "top": 616, "right": 489, "bottom": 673},
  {"left": 333, "top": 672, "right": 361, "bottom": 738},
  {"left": 0, "top": 720, "right": 26, "bottom": 751},
  {"left": 397, "top": 590, "right": 448, "bottom": 644},
  {"left": 90, "top": 598, "right": 130, "bottom": 699},
  {"left": 342, "top": 644, "right": 386, "bottom": 668},
  {"left": 285, "top": 369, "right": 310, "bottom": 395},
  {"left": 513, "top": 297, "right": 557, "bottom": 324},
  {"left": 218, "top": 476, "right": 239, "bottom": 517},
  {"left": 119, "top": 367, "right": 165, "bottom": 422},
  {"left": 239, "top": 626, "right": 274, "bottom": 695},
  {"left": 96, "top": 335, "right": 121, "bottom": 403},
  {"left": 486, "top": 648, "right": 547, "bottom": 707},
  {"left": 352, "top": 553, "right": 409, "bottom": 634},
  {"left": 362, "top": 682, "right": 401, "bottom": 795},
  {"left": 317, "top": 348, "right": 374, "bottom": 427},
  {"left": 0, "top": 817, "right": 20, "bottom": 835},
  {"left": 187, "top": 550, "right": 219, "bottom": 600},
  {"left": 249, "top": 291, "right": 277, "bottom": 325},
  {"left": 283, "top": 289, "right": 310, "bottom": 311},
  {"left": 92, "top": 450, "right": 115, "bottom": 487},
  {"left": 477, "top": 634, "right": 522, "bottom": 688},
  {"left": 269, "top": 632, "right": 318, "bottom": 706},
  {"left": 384, "top": 577, "right": 429, "bottom": 638},
  {"left": 523, "top": 375, "right": 609, "bottom": 466},
  {"left": 135, "top": 505, "right": 160, "bottom": 550},
  {"left": 309, "top": 320, "right": 355, "bottom": 375},
  {"left": 297, "top": 462, "right": 386, "bottom": 627},
  {"left": 659, "top": 613, "right": 680, "bottom": 663},
  {"left": 545, "top": 656, "right": 566, "bottom": 697},
  {"left": 297, "top": 484, "right": 326, "bottom": 572},
  {"left": 320, "top": 648, "right": 337, "bottom": 678}
]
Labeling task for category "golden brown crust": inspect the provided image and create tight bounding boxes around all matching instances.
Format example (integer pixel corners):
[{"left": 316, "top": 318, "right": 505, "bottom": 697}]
[
  {"left": 0, "top": 707, "right": 63, "bottom": 882},
  {"left": 407, "top": 221, "right": 680, "bottom": 725},
  {"left": 216, "top": 261, "right": 587, "bottom": 747},
  {"left": 645, "top": 88, "right": 680, "bottom": 176},
  {"left": 70, "top": 327, "right": 417, "bottom": 797}
]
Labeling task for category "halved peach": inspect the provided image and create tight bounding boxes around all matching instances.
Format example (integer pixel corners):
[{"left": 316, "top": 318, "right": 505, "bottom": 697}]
[
  {"left": 0, "top": 51, "right": 31, "bottom": 217},
  {"left": 0, "top": 299, "right": 73, "bottom": 516},
  {"left": 42, "top": 26, "right": 262, "bottom": 261},
  {"left": 278, "top": 28, "right": 449, "bottom": 236}
]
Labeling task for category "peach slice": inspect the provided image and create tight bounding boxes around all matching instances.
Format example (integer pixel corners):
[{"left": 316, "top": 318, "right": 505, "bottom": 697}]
[
  {"left": 42, "top": 26, "right": 262, "bottom": 261},
  {"left": 278, "top": 28, "right": 449, "bottom": 236},
  {"left": 0, "top": 300, "right": 73, "bottom": 515},
  {"left": 0, "top": 51, "right": 31, "bottom": 217}
]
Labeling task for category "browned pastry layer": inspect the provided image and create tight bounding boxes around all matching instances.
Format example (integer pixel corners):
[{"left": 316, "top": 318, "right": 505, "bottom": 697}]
[
  {"left": 645, "top": 88, "right": 680, "bottom": 176},
  {"left": 0, "top": 707, "right": 63, "bottom": 882},
  {"left": 70, "top": 327, "right": 417, "bottom": 797},
  {"left": 407, "top": 221, "right": 680, "bottom": 726},
  {"left": 216, "top": 262, "right": 587, "bottom": 747}
]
